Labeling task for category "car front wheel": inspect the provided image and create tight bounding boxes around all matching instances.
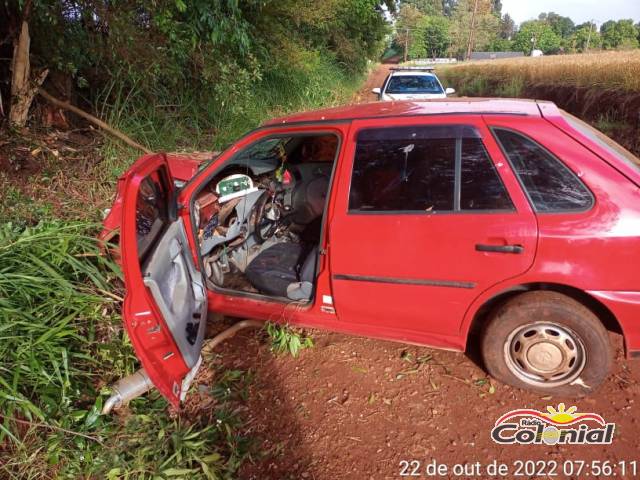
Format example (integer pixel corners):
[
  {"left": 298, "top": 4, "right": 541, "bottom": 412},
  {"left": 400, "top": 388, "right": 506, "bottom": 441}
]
[{"left": 481, "top": 291, "right": 612, "bottom": 396}]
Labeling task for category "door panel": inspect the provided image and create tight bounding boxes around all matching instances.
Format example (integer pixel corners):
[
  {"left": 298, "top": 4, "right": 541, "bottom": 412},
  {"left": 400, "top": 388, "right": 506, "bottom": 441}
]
[
  {"left": 142, "top": 219, "right": 207, "bottom": 370},
  {"left": 121, "top": 154, "right": 207, "bottom": 406},
  {"left": 328, "top": 116, "right": 537, "bottom": 340}
]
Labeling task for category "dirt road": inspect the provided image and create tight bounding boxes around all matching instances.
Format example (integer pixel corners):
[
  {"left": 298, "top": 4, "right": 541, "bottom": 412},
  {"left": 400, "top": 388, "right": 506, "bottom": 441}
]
[{"left": 208, "top": 64, "right": 640, "bottom": 480}]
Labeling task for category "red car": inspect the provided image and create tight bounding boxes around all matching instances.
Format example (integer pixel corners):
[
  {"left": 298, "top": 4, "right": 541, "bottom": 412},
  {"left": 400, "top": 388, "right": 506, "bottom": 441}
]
[{"left": 103, "top": 99, "right": 640, "bottom": 408}]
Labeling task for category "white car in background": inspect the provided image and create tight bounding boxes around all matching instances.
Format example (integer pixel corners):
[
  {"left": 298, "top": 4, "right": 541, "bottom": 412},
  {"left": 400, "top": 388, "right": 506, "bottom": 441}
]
[{"left": 372, "top": 67, "right": 455, "bottom": 101}]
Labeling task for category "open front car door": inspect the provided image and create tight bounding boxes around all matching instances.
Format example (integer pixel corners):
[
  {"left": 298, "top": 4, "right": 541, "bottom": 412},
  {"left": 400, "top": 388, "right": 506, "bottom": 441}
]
[{"left": 120, "top": 154, "right": 207, "bottom": 407}]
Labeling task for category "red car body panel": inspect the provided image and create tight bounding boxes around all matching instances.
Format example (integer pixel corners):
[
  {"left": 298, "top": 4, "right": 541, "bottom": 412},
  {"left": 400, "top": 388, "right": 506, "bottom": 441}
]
[
  {"left": 118, "top": 154, "right": 191, "bottom": 406},
  {"left": 328, "top": 115, "right": 538, "bottom": 347},
  {"left": 100, "top": 153, "right": 207, "bottom": 246},
  {"left": 110, "top": 99, "right": 640, "bottom": 405}
]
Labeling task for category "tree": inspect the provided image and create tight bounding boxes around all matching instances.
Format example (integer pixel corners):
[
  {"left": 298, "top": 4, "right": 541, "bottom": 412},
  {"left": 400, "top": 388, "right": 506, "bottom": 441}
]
[
  {"left": 499, "top": 13, "right": 516, "bottom": 39},
  {"left": 491, "top": 0, "right": 502, "bottom": 17},
  {"left": 600, "top": 19, "right": 639, "bottom": 49},
  {"left": 449, "top": 0, "right": 499, "bottom": 58},
  {"left": 7, "top": 0, "right": 49, "bottom": 127},
  {"left": 395, "top": 4, "right": 425, "bottom": 60},
  {"left": 538, "top": 12, "right": 575, "bottom": 38},
  {"left": 409, "top": 15, "right": 451, "bottom": 58},
  {"left": 403, "top": 0, "right": 444, "bottom": 15},
  {"left": 442, "top": 0, "right": 458, "bottom": 17},
  {"left": 487, "top": 37, "right": 512, "bottom": 51},
  {"left": 1, "top": 0, "right": 395, "bottom": 128},
  {"left": 570, "top": 22, "right": 601, "bottom": 52},
  {"left": 512, "top": 20, "right": 562, "bottom": 55}
]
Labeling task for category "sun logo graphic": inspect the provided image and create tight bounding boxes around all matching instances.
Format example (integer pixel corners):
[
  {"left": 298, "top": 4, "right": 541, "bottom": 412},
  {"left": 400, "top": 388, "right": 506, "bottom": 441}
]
[{"left": 491, "top": 403, "right": 615, "bottom": 445}]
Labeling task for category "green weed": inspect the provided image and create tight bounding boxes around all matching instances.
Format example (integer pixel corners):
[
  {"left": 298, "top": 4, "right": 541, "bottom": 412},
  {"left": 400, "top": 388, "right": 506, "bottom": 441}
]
[
  {"left": 0, "top": 179, "right": 54, "bottom": 226},
  {"left": 0, "top": 222, "right": 252, "bottom": 478},
  {"left": 265, "top": 322, "right": 314, "bottom": 358}
]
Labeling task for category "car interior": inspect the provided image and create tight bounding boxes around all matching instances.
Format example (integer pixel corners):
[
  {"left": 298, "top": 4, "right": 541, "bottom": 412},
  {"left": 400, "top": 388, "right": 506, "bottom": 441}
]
[{"left": 192, "top": 133, "right": 338, "bottom": 302}]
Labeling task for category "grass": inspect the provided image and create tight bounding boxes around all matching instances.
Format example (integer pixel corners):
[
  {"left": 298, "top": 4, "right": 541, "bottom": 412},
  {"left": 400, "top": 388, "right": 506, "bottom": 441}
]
[
  {"left": 0, "top": 53, "right": 357, "bottom": 477},
  {"left": 97, "top": 54, "right": 364, "bottom": 159},
  {"left": 0, "top": 179, "right": 54, "bottom": 227},
  {"left": 0, "top": 222, "right": 258, "bottom": 478},
  {"left": 437, "top": 50, "right": 640, "bottom": 95}
]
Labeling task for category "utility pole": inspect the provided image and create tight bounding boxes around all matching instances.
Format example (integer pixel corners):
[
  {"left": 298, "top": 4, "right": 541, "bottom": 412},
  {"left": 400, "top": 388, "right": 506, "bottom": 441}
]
[
  {"left": 585, "top": 20, "right": 594, "bottom": 52},
  {"left": 466, "top": 0, "right": 480, "bottom": 61}
]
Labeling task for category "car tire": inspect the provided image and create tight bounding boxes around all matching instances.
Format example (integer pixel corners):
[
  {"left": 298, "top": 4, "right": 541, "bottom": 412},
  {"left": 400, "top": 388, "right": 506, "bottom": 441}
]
[{"left": 481, "top": 291, "right": 612, "bottom": 396}]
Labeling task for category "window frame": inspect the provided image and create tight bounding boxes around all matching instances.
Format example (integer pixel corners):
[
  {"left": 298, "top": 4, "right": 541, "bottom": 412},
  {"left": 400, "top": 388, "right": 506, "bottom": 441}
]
[
  {"left": 186, "top": 127, "right": 344, "bottom": 303},
  {"left": 136, "top": 166, "right": 173, "bottom": 264},
  {"left": 347, "top": 124, "right": 515, "bottom": 216},
  {"left": 490, "top": 126, "right": 595, "bottom": 214}
]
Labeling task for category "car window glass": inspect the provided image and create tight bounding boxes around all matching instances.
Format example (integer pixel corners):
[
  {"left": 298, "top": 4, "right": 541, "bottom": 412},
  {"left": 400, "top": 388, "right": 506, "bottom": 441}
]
[
  {"left": 461, "top": 138, "right": 514, "bottom": 210},
  {"left": 385, "top": 75, "right": 444, "bottom": 95},
  {"left": 350, "top": 127, "right": 455, "bottom": 211},
  {"left": 494, "top": 129, "right": 593, "bottom": 212},
  {"left": 349, "top": 126, "right": 515, "bottom": 214},
  {"left": 234, "top": 137, "right": 286, "bottom": 166},
  {"left": 136, "top": 170, "right": 169, "bottom": 260}
]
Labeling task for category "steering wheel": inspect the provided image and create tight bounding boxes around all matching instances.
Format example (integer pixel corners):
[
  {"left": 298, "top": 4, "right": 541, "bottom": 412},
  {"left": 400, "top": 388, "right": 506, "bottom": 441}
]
[{"left": 253, "top": 190, "right": 282, "bottom": 243}]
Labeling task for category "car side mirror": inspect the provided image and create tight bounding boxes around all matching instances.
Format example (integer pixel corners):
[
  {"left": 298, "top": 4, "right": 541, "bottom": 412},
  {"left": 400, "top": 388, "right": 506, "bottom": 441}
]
[
  {"left": 445, "top": 87, "right": 456, "bottom": 95},
  {"left": 371, "top": 87, "right": 381, "bottom": 96}
]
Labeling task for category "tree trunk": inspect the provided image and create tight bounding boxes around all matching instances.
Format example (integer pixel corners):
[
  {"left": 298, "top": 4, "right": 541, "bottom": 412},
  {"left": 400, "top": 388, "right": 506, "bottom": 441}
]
[
  {"left": 465, "top": 0, "right": 480, "bottom": 61},
  {"left": 9, "top": 0, "right": 46, "bottom": 128}
]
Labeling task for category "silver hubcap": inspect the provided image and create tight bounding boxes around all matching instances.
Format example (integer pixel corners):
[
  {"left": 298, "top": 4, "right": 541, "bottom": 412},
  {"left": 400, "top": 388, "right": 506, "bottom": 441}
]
[{"left": 504, "top": 322, "right": 586, "bottom": 387}]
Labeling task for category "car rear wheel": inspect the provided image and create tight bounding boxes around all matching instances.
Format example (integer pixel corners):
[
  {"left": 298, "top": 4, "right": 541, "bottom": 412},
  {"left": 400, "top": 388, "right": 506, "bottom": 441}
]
[{"left": 481, "top": 291, "right": 612, "bottom": 396}]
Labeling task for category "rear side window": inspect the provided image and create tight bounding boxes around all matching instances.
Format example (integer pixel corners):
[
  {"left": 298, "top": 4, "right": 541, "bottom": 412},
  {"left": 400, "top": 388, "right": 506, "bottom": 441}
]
[
  {"left": 349, "top": 125, "right": 513, "bottom": 213},
  {"left": 493, "top": 129, "right": 593, "bottom": 212},
  {"left": 136, "top": 170, "right": 169, "bottom": 260}
]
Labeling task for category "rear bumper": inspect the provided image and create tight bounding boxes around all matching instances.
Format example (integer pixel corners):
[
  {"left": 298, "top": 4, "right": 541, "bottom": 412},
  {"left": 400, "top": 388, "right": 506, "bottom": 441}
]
[{"left": 587, "top": 290, "right": 640, "bottom": 358}]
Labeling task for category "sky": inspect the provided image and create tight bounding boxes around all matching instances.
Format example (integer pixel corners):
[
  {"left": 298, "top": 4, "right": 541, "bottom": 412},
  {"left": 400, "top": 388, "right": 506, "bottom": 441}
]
[{"left": 501, "top": 0, "right": 640, "bottom": 26}]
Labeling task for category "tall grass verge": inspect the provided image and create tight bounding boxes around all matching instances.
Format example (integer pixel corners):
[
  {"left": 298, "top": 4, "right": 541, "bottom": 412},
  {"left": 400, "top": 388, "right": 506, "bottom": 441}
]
[
  {"left": 0, "top": 222, "right": 252, "bottom": 478},
  {"left": 95, "top": 53, "right": 365, "bottom": 189},
  {"left": 0, "top": 221, "right": 120, "bottom": 426}
]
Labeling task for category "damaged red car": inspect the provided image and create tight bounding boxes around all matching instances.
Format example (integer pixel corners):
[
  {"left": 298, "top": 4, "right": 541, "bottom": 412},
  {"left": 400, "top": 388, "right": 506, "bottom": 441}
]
[{"left": 102, "top": 99, "right": 640, "bottom": 409}]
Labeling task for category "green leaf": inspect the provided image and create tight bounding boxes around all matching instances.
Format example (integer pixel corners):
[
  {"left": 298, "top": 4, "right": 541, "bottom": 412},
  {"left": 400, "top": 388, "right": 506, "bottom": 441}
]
[{"left": 163, "top": 467, "right": 197, "bottom": 476}]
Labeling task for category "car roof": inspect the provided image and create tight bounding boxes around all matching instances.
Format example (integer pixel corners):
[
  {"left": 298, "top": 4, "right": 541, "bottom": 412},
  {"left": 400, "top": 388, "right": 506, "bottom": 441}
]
[{"left": 264, "top": 98, "right": 553, "bottom": 126}]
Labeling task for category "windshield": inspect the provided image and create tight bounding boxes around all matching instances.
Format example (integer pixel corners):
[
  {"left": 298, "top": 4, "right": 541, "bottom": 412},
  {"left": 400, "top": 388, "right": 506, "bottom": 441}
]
[
  {"left": 385, "top": 75, "right": 444, "bottom": 95},
  {"left": 562, "top": 111, "right": 640, "bottom": 172}
]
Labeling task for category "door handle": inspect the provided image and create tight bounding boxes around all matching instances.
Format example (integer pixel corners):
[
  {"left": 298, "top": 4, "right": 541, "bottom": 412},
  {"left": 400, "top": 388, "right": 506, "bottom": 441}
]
[{"left": 475, "top": 243, "right": 524, "bottom": 254}]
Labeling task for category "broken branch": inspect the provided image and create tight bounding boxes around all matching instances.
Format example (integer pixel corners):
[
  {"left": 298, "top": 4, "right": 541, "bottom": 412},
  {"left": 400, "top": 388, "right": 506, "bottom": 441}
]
[{"left": 37, "top": 88, "right": 153, "bottom": 154}]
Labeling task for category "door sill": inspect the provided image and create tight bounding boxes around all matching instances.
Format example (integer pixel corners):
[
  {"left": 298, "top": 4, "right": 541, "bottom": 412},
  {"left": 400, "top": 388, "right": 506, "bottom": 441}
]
[{"left": 207, "top": 283, "right": 314, "bottom": 308}]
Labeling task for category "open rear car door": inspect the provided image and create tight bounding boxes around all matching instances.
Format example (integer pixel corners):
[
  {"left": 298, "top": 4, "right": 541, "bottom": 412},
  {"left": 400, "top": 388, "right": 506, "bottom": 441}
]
[{"left": 120, "top": 154, "right": 207, "bottom": 407}]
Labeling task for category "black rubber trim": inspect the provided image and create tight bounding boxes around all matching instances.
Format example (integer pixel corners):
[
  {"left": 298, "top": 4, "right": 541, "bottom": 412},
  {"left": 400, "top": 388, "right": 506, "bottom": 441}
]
[
  {"left": 333, "top": 274, "right": 476, "bottom": 289},
  {"left": 475, "top": 243, "right": 524, "bottom": 254},
  {"left": 630, "top": 351, "right": 640, "bottom": 359}
]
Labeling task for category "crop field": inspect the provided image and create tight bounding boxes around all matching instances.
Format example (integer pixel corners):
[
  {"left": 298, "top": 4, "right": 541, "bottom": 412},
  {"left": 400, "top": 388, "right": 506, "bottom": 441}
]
[
  {"left": 438, "top": 50, "right": 640, "bottom": 93},
  {"left": 437, "top": 51, "right": 640, "bottom": 155}
]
